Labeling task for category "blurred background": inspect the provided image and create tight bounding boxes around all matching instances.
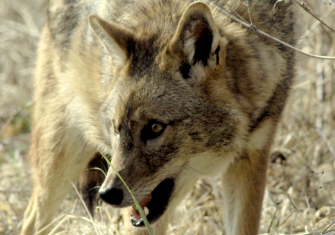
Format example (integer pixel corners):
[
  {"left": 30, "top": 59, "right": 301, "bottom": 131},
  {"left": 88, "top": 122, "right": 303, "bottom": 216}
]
[{"left": 0, "top": 0, "right": 335, "bottom": 234}]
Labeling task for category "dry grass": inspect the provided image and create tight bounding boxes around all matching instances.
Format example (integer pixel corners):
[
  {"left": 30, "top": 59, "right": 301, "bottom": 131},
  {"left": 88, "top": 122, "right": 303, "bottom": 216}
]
[{"left": 1, "top": 0, "right": 335, "bottom": 234}]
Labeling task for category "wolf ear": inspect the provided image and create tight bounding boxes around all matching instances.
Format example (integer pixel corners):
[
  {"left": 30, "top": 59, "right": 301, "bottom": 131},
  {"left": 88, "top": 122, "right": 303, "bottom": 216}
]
[
  {"left": 170, "top": 2, "right": 224, "bottom": 67},
  {"left": 89, "top": 15, "right": 134, "bottom": 68}
]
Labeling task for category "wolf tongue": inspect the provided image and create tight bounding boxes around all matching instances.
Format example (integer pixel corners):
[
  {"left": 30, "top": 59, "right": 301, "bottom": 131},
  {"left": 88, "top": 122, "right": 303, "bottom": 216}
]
[{"left": 131, "top": 193, "right": 152, "bottom": 220}]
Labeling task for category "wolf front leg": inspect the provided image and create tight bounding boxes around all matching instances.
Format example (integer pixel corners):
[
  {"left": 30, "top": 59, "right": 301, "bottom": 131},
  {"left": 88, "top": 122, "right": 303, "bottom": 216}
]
[
  {"left": 21, "top": 125, "right": 96, "bottom": 235},
  {"left": 222, "top": 148, "right": 270, "bottom": 235}
]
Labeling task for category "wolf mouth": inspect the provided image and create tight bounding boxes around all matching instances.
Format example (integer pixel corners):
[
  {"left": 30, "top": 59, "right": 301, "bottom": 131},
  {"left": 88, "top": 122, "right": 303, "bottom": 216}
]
[{"left": 130, "top": 178, "right": 174, "bottom": 227}]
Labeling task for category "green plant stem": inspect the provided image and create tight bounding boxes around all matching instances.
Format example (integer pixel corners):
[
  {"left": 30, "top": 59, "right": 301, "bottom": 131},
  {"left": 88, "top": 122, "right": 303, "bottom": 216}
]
[{"left": 101, "top": 153, "right": 153, "bottom": 235}]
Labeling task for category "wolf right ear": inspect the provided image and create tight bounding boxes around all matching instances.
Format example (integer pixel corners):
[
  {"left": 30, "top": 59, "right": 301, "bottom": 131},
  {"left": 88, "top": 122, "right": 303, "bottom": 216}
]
[
  {"left": 169, "top": 2, "right": 226, "bottom": 68},
  {"left": 89, "top": 15, "right": 135, "bottom": 68}
]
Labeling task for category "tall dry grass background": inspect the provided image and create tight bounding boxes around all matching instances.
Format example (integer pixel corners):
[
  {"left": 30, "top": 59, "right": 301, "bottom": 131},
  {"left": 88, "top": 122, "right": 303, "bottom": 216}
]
[{"left": 1, "top": 0, "right": 335, "bottom": 234}]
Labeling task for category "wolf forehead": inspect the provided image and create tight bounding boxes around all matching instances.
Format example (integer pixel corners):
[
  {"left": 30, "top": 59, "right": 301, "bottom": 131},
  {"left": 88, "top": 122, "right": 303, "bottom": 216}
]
[
  {"left": 101, "top": 37, "right": 207, "bottom": 122},
  {"left": 121, "top": 35, "right": 165, "bottom": 78},
  {"left": 97, "top": 1, "right": 216, "bottom": 78},
  {"left": 102, "top": 68, "right": 203, "bottom": 131},
  {"left": 110, "top": 32, "right": 193, "bottom": 80}
]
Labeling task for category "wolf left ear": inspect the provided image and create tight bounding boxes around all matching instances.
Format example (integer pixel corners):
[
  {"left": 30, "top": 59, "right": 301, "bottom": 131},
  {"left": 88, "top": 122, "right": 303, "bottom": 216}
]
[
  {"left": 89, "top": 15, "right": 135, "bottom": 68},
  {"left": 170, "top": 2, "right": 225, "bottom": 67}
]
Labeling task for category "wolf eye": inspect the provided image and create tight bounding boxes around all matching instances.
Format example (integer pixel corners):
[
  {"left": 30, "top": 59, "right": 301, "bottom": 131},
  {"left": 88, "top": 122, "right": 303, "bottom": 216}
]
[
  {"left": 141, "top": 120, "right": 166, "bottom": 141},
  {"left": 151, "top": 123, "right": 163, "bottom": 133}
]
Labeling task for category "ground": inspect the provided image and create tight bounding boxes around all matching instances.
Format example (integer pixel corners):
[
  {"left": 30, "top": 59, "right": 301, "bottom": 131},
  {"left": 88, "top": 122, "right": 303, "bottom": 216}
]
[{"left": 1, "top": 0, "right": 335, "bottom": 234}]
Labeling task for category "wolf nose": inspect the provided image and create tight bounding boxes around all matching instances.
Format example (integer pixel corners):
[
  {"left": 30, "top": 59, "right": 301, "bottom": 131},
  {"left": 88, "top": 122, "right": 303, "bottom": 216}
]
[{"left": 99, "top": 187, "right": 124, "bottom": 206}]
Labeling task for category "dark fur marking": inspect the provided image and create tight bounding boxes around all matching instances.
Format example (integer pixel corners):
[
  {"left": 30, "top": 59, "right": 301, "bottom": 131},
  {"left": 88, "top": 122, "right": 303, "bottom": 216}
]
[
  {"left": 214, "top": 46, "right": 220, "bottom": 65},
  {"left": 47, "top": 1, "right": 79, "bottom": 51},
  {"left": 205, "top": 128, "right": 234, "bottom": 149},
  {"left": 189, "top": 131, "right": 202, "bottom": 141},
  {"left": 239, "top": 151, "right": 250, "bottom": 161},
  {"left": 248, "top": 74, "right": 293, "bottom": 133},
  {"left": 179, "top": 62, "right": 191, "bottom": 79},
  {"left": 144, "top": 140, "right": 179, "bottom": 172},
  {"left": 120, "top": 117, "right": 134, "bottom": 152},
  {"left": 128, "top": 36, "right": 159, "bottom": 78}
]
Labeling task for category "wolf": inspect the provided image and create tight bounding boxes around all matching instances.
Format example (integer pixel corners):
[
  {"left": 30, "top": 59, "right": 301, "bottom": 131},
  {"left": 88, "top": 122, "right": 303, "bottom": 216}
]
[{"left": 21, "top": 0, "right": 295, "bottom": 234}]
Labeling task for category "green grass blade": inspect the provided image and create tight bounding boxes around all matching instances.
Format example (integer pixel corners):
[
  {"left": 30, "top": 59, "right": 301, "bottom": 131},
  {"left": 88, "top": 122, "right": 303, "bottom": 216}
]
[{"left": 101, "top": 153, "right": 153, "bottom": 235}]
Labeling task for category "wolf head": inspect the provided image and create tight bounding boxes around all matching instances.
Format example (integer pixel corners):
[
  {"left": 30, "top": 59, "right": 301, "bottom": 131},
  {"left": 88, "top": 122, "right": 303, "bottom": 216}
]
[{"left": 89, "top": 1, "right": 247, "bottom": 227}]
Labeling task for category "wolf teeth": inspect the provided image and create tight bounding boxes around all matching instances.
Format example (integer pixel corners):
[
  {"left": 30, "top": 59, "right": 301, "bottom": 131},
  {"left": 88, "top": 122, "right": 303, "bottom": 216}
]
[
  {"left": 130, "top": 215, "right": 143, "bottom": 226},
  {"left": 144, "top": 206, "right": 149, "bottom": 216},
  {"left": 134, "top": 218, "right": 143, "bottom": 226}
]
